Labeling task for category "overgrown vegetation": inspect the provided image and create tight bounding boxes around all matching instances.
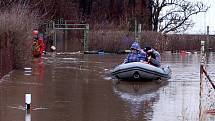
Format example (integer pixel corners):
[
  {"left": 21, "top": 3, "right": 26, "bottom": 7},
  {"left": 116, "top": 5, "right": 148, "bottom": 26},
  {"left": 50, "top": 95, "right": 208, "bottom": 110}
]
[
  {"left": 0, "top": 4, "right": 41, "bottom": 68},
  {"left": 89, "top": 30, "right": 214, "bottom": 53}
]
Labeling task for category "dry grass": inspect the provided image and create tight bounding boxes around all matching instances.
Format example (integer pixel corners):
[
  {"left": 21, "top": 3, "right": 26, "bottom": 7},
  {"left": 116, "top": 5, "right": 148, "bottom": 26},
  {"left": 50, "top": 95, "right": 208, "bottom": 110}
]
[
  {"left": 89, "top": 30, "right": 168, "bottom": 52},
  {"left": 139, "top": 31, "right": 167, "bottom": 52},
  {"left": 0, "top": 4, "right": 41, "bottom": 68},
  {"left": 89, "top": 30, "right": 133, "bottom": 52},
  {"left": 89, "top": 30, "right": 214, "bottom": 53}
]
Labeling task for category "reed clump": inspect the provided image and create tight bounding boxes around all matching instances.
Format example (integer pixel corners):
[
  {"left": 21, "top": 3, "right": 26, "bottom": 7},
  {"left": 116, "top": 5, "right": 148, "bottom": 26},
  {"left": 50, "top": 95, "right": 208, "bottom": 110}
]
[
  {"left": 0, "top": 4, "right": 41, "bottom": 68},
  {"left": 89, "top": 30, "right": 213, "bottom": 53}
]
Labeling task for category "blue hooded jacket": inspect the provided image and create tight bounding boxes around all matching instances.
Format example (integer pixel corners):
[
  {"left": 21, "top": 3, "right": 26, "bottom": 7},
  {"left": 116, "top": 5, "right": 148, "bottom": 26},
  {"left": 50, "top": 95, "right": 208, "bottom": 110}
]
[{"left": 124, "top": 42, "right": 146, "bottom": 63}]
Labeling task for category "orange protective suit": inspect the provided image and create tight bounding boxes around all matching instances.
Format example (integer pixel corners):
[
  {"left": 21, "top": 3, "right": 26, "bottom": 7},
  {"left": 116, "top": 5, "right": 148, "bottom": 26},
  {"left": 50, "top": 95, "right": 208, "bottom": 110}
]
[{"left": 32, "top": 38, "right": 45, "bottom": 58}]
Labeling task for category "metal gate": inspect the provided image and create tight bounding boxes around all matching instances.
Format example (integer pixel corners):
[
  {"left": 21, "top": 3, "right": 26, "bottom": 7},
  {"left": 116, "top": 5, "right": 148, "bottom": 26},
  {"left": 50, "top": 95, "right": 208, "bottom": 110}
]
[{"left": 45, "top": 19, "right": 89, "bottom": 52}]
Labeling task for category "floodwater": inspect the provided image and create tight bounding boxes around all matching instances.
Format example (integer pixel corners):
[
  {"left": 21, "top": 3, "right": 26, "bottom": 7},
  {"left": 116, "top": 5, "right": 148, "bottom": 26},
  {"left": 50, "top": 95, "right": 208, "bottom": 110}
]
[{"left": 0, "top": 52, "right": 215, "bottom": 121}]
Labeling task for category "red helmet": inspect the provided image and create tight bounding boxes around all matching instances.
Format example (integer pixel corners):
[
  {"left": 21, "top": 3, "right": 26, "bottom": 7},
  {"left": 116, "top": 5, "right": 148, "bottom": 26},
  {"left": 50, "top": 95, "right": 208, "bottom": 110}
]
[{"left": 32, "top": 30, "right": 38, "bottom": 35}]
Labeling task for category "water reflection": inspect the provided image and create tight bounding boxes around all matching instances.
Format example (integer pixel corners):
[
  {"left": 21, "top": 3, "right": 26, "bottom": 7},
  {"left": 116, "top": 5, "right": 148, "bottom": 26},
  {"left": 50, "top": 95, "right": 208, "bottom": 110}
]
[
  {"left": 32, "top": 58, "right": 45, "bottom": 81},
  {"left": 112, "top": 81, "right": 168, "bottom": 120},
  {"left": 25, "top": 112, "right": 31, "bottom": 121},
  {"left": 1, "top": 52, "right": 215, "bottom": 121}
]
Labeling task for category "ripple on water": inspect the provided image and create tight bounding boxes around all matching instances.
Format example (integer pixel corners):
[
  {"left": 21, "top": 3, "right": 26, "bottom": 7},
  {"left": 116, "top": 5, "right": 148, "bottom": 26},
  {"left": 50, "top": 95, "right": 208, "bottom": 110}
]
[
  {"left": 16, "top": 82, "right": 43, "bottom": 86},
  {"left": 7, "top": 105, "right": 48, "bottom": 111}
]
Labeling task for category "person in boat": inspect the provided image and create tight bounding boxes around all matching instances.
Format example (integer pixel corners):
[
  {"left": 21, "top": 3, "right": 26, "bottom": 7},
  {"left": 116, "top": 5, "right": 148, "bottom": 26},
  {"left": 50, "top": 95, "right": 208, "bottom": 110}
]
[
  {"left": 124, "top": 42, "right": 146, "bottom": 63},
  {"left": 143, "top": 47, "right": 161, "bottom": 67}
]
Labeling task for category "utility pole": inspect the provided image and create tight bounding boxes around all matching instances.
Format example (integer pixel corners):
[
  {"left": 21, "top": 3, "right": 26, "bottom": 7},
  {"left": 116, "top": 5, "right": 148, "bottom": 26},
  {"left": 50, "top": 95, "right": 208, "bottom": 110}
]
[
  {"left": 206, "top": 26, "right": 209, "bottom": 52},
  {"left": 134, "top": 19, "right": 142, "bottom": 43},
  {"left": 134, "top": 19, "right": 137, "bottom": 42},
  {"left": 137, "top": 24, "right": 142, "bottom": 43},
  {"left": 199, "top": 40, "right": 205, "bottom": 121}
]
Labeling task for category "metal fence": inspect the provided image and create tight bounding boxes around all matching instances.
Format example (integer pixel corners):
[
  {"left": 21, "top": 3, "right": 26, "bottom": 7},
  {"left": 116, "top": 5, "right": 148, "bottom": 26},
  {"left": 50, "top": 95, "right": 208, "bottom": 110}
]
[
  {"left": 45, "top": 19, "right": 89, "bottom": 52},
  {"left": 199, "top": 41, "right": 215, "bottom": 121}
]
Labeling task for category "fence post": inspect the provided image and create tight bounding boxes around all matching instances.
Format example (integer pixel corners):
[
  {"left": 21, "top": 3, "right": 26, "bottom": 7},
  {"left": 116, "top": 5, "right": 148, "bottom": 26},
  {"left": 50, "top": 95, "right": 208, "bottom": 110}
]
[
  {"left": 206, "top": 26, "right": 209, "bottom": 52},
  {"left": 134, "top": 19, "right": 137, "bottom": 42},
  {"left": 84, "top": 24, "right": 89, "bottom": 52},
  {"left": 64, "top": 20, "right": 68, "bottom": 51},
  {"left": 53, "top": 21, "right": 57, "bottom": 48},
  {"left": 199, "top": 40, "right": 205, "bottom": 121},
  {"left": 0, "top": 48, "right": 1, "bottom": 78},
  {"left": 60, "top": 18, "right": 64, "bottom": 27},
  {"left": 137, "top": 24, "right": 141, "bottom": 43}
]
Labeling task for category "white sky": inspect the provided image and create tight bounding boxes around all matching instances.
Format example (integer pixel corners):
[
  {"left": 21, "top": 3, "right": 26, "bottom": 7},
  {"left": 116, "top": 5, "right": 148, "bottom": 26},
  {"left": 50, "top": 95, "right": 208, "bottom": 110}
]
[{"left": 188, "top": 0, "right": 215, "bottom": 34}]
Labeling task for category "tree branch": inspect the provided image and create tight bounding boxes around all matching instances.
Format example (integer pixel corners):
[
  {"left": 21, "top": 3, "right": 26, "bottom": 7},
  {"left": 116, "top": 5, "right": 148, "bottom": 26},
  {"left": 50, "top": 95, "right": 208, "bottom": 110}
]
[{"left": 151, "top": 0, "right": 209, "bottom": 33}]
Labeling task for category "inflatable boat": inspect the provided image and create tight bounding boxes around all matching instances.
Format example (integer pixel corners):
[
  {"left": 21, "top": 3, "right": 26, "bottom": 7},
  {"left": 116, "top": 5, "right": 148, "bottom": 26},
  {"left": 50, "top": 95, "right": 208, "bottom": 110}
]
[{"left": 112, "top": 62, "right": 171, "bottom": 80}]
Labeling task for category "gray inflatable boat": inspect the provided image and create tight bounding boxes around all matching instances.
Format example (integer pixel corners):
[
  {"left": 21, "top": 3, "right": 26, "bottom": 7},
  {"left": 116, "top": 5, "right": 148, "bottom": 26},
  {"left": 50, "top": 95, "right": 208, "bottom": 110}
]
[{"left": 112, "top": 62, "right": 171, "bottom": 80}]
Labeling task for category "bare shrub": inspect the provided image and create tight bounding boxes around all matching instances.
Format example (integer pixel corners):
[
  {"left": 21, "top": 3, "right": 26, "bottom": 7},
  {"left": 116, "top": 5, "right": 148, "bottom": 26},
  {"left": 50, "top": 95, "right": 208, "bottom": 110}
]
[
  {"left": 89, "top": 30, "right": 168, "bottom": 52},
  {"left": 89, "top": 30, "right": 213, "bottom": 53},
  {"left": 89, "top": 30, "right": 134, "bottom": 52},
  {"left": 0, "top": 4, "right": 41, "bottom": 68},
  {"left": 166, "top": 34, "right": 206, "bottom": 52},
  {"left": 91, "top": 21, "right": 130, "bottom": 31},
  {"left": 139, "top": 31, "right": 168, "bottom": 52}
]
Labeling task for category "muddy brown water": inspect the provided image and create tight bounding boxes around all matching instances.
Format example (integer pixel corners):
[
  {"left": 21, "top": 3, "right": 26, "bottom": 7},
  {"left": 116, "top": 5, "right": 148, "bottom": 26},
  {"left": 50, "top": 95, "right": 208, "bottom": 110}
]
[{"left": 0, "top": 52, "right": 215, "bottom": 121}]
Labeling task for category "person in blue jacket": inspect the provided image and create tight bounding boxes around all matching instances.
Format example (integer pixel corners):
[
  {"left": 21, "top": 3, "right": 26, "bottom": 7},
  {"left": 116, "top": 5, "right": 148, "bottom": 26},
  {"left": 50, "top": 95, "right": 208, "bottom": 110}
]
[
  {"left": 124, "top": 42, "right": 146, "bottom": 63},
  {"left": 143, "top": 47, "right": 161, "bottom": 67}
]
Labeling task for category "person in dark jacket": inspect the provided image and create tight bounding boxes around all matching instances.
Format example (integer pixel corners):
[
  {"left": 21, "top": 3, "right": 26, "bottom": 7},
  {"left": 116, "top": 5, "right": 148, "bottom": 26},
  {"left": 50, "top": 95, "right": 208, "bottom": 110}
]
[
  {"left": 143, "top": 47, "right": 161, "bottom": 67},
  {"left": 124, "top": 42, "right": 146, "bottom": 63}
]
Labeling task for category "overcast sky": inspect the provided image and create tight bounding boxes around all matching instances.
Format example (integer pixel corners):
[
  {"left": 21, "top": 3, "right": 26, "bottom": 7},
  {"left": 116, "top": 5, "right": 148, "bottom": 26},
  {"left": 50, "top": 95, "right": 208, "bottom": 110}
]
[{"left": 189, "top": 0, "right": 215, "bottom": 34}]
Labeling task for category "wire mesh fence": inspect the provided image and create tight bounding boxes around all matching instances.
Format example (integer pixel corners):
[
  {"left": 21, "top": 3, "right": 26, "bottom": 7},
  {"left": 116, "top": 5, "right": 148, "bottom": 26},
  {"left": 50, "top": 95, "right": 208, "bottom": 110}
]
[{"left": 202, "top": 70, "right": 215, "bottom": 120}]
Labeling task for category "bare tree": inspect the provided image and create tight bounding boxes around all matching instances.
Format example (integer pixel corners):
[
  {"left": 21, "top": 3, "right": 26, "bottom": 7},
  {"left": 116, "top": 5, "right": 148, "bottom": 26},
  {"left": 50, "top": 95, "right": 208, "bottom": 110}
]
[{"left": 151, "top": 0, "right": 209, "bottom": 33}]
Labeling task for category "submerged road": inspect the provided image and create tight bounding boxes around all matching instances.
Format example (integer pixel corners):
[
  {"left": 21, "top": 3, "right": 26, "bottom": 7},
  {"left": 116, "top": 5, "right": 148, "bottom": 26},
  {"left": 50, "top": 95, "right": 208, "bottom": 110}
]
[{"left": 0, "top": 52, "right": 215, "bottom": 121}]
